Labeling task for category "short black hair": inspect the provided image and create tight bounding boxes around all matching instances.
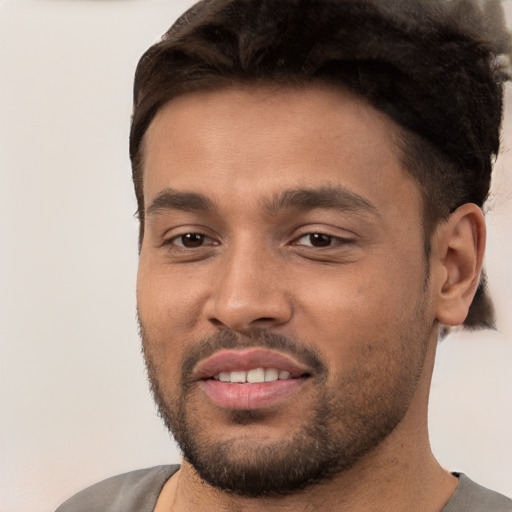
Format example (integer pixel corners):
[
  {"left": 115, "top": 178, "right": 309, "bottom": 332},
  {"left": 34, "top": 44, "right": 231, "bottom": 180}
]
[{"left": 130, "top": 0, "right": 510, "bottom": 329}]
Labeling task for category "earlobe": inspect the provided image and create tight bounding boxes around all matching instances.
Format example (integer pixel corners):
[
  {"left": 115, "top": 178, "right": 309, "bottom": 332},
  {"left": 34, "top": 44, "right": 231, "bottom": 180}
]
[{"left": 433, "top": 204, "right": 486, "bottom": 326}]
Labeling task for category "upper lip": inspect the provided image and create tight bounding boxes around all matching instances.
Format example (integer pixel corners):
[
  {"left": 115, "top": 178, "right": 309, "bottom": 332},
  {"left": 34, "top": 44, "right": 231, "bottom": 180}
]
[{"left": 193, "top": 348, "right": 312, "bottom": 380}]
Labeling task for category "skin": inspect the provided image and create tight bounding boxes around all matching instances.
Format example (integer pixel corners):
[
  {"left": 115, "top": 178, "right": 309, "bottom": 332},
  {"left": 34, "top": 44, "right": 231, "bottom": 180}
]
[{"left": 137, "top": 85, "right": 485, "bottom": 511}]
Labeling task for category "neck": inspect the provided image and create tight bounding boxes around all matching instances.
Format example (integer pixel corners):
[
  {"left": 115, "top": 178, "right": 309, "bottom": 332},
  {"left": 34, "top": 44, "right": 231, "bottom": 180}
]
[{"left": 156, "top": 336, "right": 457, "bottom": 512}]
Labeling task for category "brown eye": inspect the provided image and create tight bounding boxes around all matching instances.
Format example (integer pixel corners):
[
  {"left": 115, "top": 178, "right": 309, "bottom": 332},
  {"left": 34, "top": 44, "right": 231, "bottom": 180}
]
[
  {"left": 307, "top": 233, "right": 332, "bottom": 247},
  {"left": 293, "top": 232, "right": 353, "bottom": 249},
  {"left": 176, "top": 233, "right": 207, "bottom": 248}
]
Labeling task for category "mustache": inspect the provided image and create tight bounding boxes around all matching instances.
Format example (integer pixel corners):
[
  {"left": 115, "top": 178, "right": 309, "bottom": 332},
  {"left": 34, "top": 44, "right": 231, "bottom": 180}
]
[{"left": 179, "top": 328, "right": 328, "bottom": 384}]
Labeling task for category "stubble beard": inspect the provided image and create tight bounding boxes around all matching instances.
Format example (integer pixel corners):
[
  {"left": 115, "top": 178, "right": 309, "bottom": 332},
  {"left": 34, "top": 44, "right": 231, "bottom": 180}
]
[{"left": 140, "top": 313, "right": 431, "bottom": 498}]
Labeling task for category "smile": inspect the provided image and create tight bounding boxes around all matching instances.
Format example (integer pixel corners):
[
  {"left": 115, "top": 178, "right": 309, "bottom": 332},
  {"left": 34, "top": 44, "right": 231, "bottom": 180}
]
[
  {"left": 195, "top": 348, "right": 312, "bottom": 410},
  {"left": 212, "top": 368, "right": 298, "bottom": 383}
]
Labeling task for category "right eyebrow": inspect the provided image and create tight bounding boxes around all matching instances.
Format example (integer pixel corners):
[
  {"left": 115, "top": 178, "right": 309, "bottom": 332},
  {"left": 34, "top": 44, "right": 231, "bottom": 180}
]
[{"left": 146, "top": 188, "right": 215, "bottom": 216}]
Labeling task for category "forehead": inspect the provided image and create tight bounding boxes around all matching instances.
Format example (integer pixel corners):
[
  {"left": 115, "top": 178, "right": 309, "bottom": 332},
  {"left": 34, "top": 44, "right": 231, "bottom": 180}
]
[{"left": 142, "top": 84, "right": 421, "bottom": 218}]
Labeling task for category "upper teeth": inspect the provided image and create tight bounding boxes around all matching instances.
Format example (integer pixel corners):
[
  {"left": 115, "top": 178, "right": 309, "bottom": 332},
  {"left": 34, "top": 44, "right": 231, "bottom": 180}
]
[{"left": 213, "top": 368, "right": 292, "bottom": 383}]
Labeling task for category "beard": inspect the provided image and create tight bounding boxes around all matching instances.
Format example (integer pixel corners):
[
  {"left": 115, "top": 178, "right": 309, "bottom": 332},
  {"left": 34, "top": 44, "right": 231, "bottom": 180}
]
[{"left": 140, "top": 311, "right": 431, "bottom": 499}]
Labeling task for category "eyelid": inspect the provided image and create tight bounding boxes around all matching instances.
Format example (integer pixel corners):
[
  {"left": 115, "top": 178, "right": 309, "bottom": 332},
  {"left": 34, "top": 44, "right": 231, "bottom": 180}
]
[
  {"left": 166, "top": 232, "right": 218, "bottom": 247},
  {"left": 158, "top": 224, "right": 220, "bottom": 249},
  {"left": 292, "top": 232, "right": 355, "bottom": 248},
  {"left": 291, "top": 223, "right": 357, "bottom": 242}
]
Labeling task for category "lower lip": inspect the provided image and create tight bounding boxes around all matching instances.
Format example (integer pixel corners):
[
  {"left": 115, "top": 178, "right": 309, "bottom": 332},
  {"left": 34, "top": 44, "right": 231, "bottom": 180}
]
[{"left": 201, "top": 378, "right": 306, "bottom": 410}]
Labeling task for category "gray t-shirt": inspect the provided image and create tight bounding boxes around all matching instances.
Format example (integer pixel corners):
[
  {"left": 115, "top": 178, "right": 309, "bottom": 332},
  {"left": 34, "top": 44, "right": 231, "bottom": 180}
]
[{"left": 55, "top": 466, "right": 512, "bottom": 512}]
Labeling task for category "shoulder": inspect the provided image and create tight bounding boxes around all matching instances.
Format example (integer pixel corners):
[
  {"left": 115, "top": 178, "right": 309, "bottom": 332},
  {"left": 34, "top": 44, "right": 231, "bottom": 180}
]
[
  {"left": 443, "top": 473, "right": 512, "bottom": 512},
  {"left": 54, "top": 465, "right": 180, "bottom": 512}
]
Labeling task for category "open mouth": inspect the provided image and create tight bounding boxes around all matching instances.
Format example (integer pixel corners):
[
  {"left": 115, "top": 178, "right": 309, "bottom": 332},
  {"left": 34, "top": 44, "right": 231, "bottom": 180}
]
[
  {"left": 195, "top": 349, "right": 313, "bottom": 410},
  {"left": 210, "top": 367, "right": 307, "bottom": 383}
]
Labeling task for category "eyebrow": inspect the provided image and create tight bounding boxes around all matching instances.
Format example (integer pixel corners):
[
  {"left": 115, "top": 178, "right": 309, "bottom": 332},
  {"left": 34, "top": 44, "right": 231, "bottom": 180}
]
[
  {"left": 145, "top": 185, "right": 379, "bottom": 218},
  {"left": 146, "top": 188, "right": 215, "bottom": 216},
  {"left": 264, "top": 186, "right": 379, "bottom": 217}
]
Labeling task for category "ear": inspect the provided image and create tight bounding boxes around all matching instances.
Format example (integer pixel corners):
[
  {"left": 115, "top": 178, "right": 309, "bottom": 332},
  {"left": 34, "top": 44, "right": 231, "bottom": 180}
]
[{"left": 432, "top": 203, "right": 486, "bottom": 326}]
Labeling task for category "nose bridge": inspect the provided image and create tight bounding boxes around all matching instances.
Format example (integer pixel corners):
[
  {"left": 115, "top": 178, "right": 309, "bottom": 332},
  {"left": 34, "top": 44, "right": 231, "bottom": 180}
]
[{"left": 207, "top": 234, "right": 291, "bottom": 330}]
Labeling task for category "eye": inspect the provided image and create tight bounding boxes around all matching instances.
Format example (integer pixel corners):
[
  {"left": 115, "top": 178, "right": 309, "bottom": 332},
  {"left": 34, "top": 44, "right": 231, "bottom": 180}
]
[
  {"left": 293, "top": 233, "right": 353, "bottom": 248},
  {"left": 168, "top": 233, "right": 216, "bottom": 248}
]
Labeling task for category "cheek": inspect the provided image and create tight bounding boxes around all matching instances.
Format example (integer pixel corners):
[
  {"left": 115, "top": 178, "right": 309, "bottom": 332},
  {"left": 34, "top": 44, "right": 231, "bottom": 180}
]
[
  {"left": 291, "top": 250, "right": 429, "bottom": 363},
  {"left": 300, "top": 264, "right": 424, "bottom": 324},
  {"left": 136, "top": 263, "right": 206, "bottom": 385},
  {"left": 137, "top": 257, "right": 205, "bottom": 334}
]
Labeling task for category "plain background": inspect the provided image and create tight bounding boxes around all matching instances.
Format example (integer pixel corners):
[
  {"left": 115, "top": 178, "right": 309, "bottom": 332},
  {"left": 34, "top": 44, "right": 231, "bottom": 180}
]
[{"left": 0, "top": 1, "right": 511, "bottom": 511}]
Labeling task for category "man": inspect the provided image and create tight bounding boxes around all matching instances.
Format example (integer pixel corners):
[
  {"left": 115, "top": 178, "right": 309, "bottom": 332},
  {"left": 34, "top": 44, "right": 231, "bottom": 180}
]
[{"left": 57, "top": 0, "right": 512, "bottom": 510}]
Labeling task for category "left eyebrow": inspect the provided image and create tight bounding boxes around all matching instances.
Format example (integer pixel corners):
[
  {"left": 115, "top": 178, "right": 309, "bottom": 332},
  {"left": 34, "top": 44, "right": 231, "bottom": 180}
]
[{"left": 263, "top": 186, "right": 380, "bottom": 217}]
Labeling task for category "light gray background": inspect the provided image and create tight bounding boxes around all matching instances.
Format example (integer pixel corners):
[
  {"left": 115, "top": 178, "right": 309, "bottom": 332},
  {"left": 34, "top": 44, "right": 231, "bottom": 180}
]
[{"left": 0, "top": 1, "right": 511, "bottom": 511}]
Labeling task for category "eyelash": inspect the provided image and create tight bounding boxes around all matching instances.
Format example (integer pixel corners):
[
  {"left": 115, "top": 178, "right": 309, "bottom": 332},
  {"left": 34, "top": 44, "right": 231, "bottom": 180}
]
[
  {"left": 163, "top": 232, "right": 353, "bottom": 250},
  {"left": 292, "top": 233, "right": 354, "bottom": 249},
  {"left": 164, "top": 232, "right": 218, "bottom": 249}
]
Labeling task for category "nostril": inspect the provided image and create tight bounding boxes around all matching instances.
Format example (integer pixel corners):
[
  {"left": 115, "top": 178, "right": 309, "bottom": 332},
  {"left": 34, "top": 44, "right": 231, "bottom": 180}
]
[{"left": 208, "top": 316, "right": 278, "bottom": 329}]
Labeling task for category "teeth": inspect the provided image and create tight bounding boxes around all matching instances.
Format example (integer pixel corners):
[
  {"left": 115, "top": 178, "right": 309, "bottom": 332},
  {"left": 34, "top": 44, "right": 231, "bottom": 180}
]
[
  {"left": 212, "top": 368, "right": 295, "bottom": 383},
  {"left": 264, "top": 368, "right": 279, "bottom": 382},
  {"left": 218, "top": 372, "right": 231, "bottom": 382},
  {"left": 230, "top": 371, "right": 246, "bottom": 383},
  {"left": 247, "top": 368, "right": 265, "bottom": 383}
]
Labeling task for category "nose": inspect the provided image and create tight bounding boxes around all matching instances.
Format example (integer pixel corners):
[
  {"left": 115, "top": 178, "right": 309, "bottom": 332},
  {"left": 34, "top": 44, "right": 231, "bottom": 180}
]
[{"left": 204, "top": 242, "right": 293, "bottom": 332}]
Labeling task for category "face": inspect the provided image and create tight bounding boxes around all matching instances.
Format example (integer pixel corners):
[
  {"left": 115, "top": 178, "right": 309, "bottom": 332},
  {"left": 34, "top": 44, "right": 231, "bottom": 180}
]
[{"left": 137, "top": 85, "right": 436, "bottom": 497}]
